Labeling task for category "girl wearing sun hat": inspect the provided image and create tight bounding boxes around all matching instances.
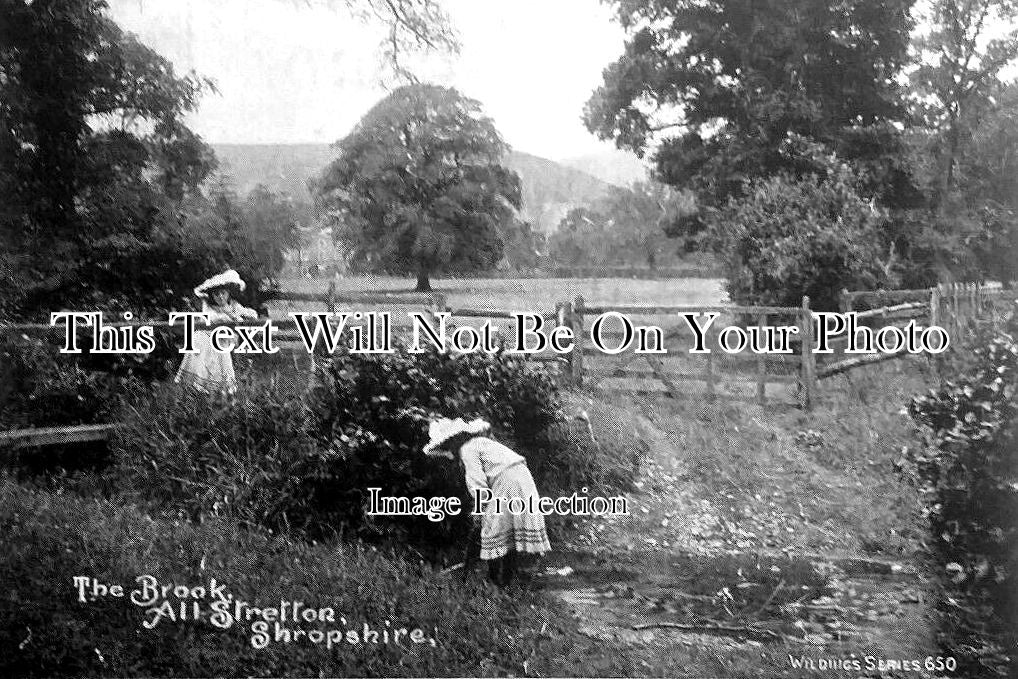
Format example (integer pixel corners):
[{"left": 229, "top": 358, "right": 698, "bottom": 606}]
[
  {"left": 174, "top": 269, "right": 258, "bottom": 395},
  {"left": 424, "top": 416, "right": 551, "bottom": 585}
]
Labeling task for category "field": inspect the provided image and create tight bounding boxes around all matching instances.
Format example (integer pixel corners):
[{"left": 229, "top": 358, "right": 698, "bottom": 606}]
[{"left": 274, "top": 274, "right": 729, "bottom": 312}]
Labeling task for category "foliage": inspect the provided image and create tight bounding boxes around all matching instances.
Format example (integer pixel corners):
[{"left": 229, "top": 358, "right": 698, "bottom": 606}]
[
  {"left": 901, "top": 304, "right": 1018, "bottom": 677},
  {"left": 711, "top": 166, "right": 892, "bottom": 311},
  {"left": 0, "top": 2, "right": 306, "bottom": 319},
  {"left": 968, "top": 204, "right": 1018, "bottom": 286},
  {"left": 584, "top": 0, "right": 916, "bottom": 207},
  {"left": 550, "top": 207, "right": 613, "bottom": 266},
  {"left": 549, "top": 181, "right": 695, "bottom": 267},
  {"left": 112, "top": 380, "right": 324, "bottom": 532},
  {"left": 111, "top": 346, "right": 635, "bottom": 552},
  {"left": 910, "top": 0, "right": 1018, "bottom": 207},
  {"left": 0, "top": 0, "right": 216, "bottom": 316},
  {"left": 0, "top": 477, "right": 632, "bottom": 678},
  {"left": 0, "top": 329, "right": 181, "bottom": 430},
  {"left": 341, "top": 0, "right": 459, "bottom": 83},
  {"left": 315, "top": 84, "right": 523, "bottom": 291},
  {"left": 0, "top": 336, "right": 127, "bottom": 431},
  {"left": 304, "top": 346, "right": 566, "bottom": 545}
]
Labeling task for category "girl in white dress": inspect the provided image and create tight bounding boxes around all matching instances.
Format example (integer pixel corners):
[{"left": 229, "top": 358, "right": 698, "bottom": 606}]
[
  {"left": 174, "top": 269, "right": 257, "bottom": 395},
  {"left": 424, "top": 417, "right": 551, "bottom": 585}
]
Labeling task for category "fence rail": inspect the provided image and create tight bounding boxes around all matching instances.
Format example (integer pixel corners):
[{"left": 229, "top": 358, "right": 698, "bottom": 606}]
[
  {"left": 4, "top": 282, "right": 1014, "bottom": 451},
  {"left": 557, "top": 295, "right": 816, "bottom": 409}
]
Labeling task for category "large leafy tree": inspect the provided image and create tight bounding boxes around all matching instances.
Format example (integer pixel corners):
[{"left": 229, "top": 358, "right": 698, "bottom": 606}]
[
  {"left": 0, "top": 0, "right": 218, "bottom": 315},
  {"left": 550, "top": 182, "right": 694, "bottom": 268},
  {"left": 906, "top": 1, "right": 1018, "bottom": 285},
  {"left": 584, "top": 0, "right": 916, "bottom": 207},
  {"left": 910, "top": 0, "right": 1018, "bottom": 209},
  {"left": 315, "top": 84, "right": 522, "bottom": 291}
]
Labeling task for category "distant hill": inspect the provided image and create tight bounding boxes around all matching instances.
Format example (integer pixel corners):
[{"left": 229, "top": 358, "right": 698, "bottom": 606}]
[
  {"left": 559, "top": 148, "right": 649, "bottom": 188},
  {"left": 211, "top": 143, "right": 615, "bottom": 234},
  {"left": 212, "top": 143, "right": 335, "bottom": 202}
]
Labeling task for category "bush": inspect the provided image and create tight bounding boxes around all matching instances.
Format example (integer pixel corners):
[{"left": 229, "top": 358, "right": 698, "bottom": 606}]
[
  {"left": 0, "top": 335, "right": 128, "bottom": 430},
  {"left": 304, "top": 345, "right": 567, "bottom": 545},
  {"left": 901, "top": 303, "right": 1018, "bottom": 677},
  {"left": 0, "top": 478, "right": 632, "bottom": 677},
  {"left": 111, "top": 346, "right": 638, "bottom": 553},
  {"left": 712, "top": 171, "right": 891, "bottom": 311},
  {"left": 112, "top": 379, "right": 323, "bottom": 534}
]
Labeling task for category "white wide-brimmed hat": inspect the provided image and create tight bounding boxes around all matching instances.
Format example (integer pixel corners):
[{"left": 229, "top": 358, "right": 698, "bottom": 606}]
[
  {"left": 422, "top": 417, "right": 491, "bottom": 456},
  {"left": 194, "top": 269, "right": 246, "bottom": 298}
]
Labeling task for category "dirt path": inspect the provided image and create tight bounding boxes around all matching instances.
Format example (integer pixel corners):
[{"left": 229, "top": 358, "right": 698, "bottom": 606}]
[{"left": 535, "top": 394, "right": 935, "bottom": 678}]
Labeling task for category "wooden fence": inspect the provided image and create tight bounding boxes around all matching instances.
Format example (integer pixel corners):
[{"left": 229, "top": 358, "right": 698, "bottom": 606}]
[
  {"left": 822, "top": 282, "right": 1013, "bottom": 380},
  {"left": 4, "top": 282, "right": 1014, "bottom": 450},
  {"left": 555, "top": 296, "right": 816, "bottom": 409}
]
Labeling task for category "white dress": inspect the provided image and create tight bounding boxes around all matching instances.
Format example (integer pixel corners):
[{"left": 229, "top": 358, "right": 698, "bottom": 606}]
[
  {"left": 174, "top": 299, "right": 257, "bottom": 395},
  {"left": 460, "top": 436, "right": 552, "bottom": 560}
]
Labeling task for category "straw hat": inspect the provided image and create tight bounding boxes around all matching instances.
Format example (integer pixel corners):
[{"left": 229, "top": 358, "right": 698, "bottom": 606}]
[
  {"left": 423, "top": 417, "right": 491, "bottom": 456},
  {"left": 194, "top": 269, "right": 246, "bottom": 298}
]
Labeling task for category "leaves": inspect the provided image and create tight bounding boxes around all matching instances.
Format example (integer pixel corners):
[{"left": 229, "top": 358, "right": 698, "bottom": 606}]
[{"left": 314, "top": 84, "right": 522, "bottom": 286}]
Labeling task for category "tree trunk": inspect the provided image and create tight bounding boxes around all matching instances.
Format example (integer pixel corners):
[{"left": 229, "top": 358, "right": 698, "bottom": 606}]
[{"left": 415, "top": 268, "right": 432, "bottom": 292}]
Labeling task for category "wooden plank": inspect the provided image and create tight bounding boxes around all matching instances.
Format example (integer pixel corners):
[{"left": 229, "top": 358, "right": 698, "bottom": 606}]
[
  {"left": 799, "top": 296, "right": 816, "bottom": 411},
  {"left": 580, "top": 347, "right": 801, "bottom": 363},
  {"left": 581, "top": 304, "right": 800, "bottom": 316},
  {"left": 0, "top": 423, "right": 117, "bottom": 450},
  {"left": 571, "top": 296, "right": 585, "bottom": 386},
  {"left": 852, "top": 302, "right": 927, "bottom": 321},
  {"left": 588, "top": 367, "right": 798, "bottom": 384},
  {"left": 589, "top": 386, "right": 798, "bottom": 407},
  {"left": 705, "top": 341, "right": 715, "bottom": 400},
  {"left": 757, "top": 312, "right": 766, "bottom": 405},
  {"left": 448, "top": 308, "right": 531, "bottom": 319},
  {"left": 644, "top": 354, "right": 681, "bottom": 397},
  {"left": 816, "top": 349, "right": 917, "bottom": 379},
  {"left": 269, "top": 290, "right": 441, "bottom": 305}
]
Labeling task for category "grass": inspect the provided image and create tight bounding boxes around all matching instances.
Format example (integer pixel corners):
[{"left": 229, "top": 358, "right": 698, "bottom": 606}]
[
  {"left": 524, "top": 359, "right": 937, "bottom": 677},
  {"left": 274, "top": 274, "right": 727, "bottom": 313},
  {"left": 0, "top": 476, "right": 639, "bottom": 677}
]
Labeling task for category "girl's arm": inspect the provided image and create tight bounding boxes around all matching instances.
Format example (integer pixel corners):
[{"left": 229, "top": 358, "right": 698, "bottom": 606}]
[
  {"left": 200, "top": 300, "right": 234, "bottom": 323},
  {"left": 231, "top": 302, "right": 258, "bottom": 320}
]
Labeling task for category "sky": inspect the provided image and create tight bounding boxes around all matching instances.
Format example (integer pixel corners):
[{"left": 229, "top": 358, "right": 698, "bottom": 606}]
[{"left": 107, "top": 0, "right": 631, "bottom": 160}]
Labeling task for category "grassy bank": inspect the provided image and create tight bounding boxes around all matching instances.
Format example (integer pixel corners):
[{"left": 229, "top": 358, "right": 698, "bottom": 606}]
[{"left": 0, "top": 477, "right": 636, "bottom": 677}]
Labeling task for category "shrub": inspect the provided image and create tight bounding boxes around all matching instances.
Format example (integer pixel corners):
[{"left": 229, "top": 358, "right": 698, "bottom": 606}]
[
  {"left": 112, "top": 345, "right": 638, "bottom": 553},
  {"left": 111, "top": 378, "right": 323, "bottom": 534},
  {"left": 0, "top": 328, "right": 180, "bottom": 430},
  {"left": 0, "top": 335, "right": 127, "bottom": 430},
  {"left": 712, "top": 171, "right": 890, "bottom": 311},
  {"left": 901, "top": 302, "right": 1018, "bottom": 677},
  {"left": 0, "top": 478, "right": 632, "bottom": 677},
  {"left": 305, "top": 345, "right": 565, "bottom": 546}
]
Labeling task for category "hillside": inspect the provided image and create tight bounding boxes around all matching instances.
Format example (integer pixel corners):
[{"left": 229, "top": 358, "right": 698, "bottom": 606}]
[
  {"left": 211, "top": 143, "right": 614, "bottom": 234},
  {"left": 559, "top": 148, "right": 649, "bottom": 188}
]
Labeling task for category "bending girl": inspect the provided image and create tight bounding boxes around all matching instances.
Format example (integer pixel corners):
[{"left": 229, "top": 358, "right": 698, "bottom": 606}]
[{"left": 423, "top": 417, "right": 551, "bottom": 586}]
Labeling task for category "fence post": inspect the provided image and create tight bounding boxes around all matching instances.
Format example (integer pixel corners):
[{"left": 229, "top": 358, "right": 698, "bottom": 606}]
[
  {"left": 951, "top": 282, "right": 960, "bottom": 340},
  {"left": 756, "top": 312, "right": 767, "bottom": 405},
  {"left": 705, "top": 338, "right": 716, "bottom": 401},
  {"left": 838, "top": 288, "right": 851, "bottom": 314},
  {"left": 310, "top": 280, "right": 340, "bottom": 373},
  {"left": 571, "top": 296, "right": 585, "bottom": 387},
  {"left": 930, "top": 284, "right": 942, "bottom": 379},
  {"left": 799, "top": 296, "right": 816, "bottom": 411}
]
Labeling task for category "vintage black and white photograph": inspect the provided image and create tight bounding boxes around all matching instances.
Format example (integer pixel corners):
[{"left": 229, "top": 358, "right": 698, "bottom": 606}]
[{"left": 1, "top": 0, "right": 1017, "bottom": 676}]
